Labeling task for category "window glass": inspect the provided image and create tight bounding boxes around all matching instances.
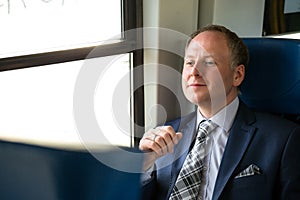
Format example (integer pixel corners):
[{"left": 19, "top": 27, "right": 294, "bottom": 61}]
[
  {"left": 0, "top": 0, "right": 121, "bottom": 58},
  {"left": 0, "top": 54, "right": 131, "bottom": 148}
]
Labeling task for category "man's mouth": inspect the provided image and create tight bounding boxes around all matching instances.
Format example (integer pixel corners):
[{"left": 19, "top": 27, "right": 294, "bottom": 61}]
[{"left": 188, "top": 83, "right": 206, "bottom": 87}]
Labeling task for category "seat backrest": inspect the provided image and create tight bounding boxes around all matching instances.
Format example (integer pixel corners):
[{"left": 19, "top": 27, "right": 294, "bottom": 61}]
[
  {"left": 0, "top": 140, "right": 143, "bottom": 200},
  {"left": 240, "top": 38, "right": 300, "bottom": 123}
]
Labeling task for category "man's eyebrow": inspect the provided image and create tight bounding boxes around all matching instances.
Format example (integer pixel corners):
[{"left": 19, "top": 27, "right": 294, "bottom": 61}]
[
  {"left": 184, "top": 55, "right": 214, "bottom": 60},
  {"left": 184, "top": 56, "right": 194, "bottom": 59}
]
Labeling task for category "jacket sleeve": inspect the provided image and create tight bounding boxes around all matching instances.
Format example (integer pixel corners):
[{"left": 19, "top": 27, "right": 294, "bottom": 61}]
[
  {"left": 280, "top": 125, "right": 300, "bottom": 199},
  {"left": 140, "top": 168, "right": 158, "bottom": 200}
]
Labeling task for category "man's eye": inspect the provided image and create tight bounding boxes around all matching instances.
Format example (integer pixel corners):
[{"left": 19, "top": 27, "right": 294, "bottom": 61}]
[
  {"left": 203, "top": 61, "right": 216, "bottom": 67},
  {"left": 185, "top": 60, "right": 194, "bottom": 66}
]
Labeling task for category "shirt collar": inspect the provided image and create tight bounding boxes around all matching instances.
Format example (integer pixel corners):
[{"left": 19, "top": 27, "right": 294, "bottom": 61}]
[{"left": 197, "top": 97, "right": 239, "bottom": 132}]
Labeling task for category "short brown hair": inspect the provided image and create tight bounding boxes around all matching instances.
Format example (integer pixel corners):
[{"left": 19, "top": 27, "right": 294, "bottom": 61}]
[{"left": 187, "top": 24, "right": 249, "bottom": 70}]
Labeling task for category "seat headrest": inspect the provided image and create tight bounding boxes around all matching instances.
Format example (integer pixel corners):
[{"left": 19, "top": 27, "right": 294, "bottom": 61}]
[{"left": 240, "top": 38, "right": 300, "bottom": 116}]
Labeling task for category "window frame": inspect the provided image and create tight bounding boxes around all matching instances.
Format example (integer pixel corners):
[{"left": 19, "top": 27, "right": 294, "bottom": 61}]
[
  {"left": 0, "top": 0, "right": 142, "bottom": 72},
  {"left": 0, "top": 0, "right": 145, "bottom": 148}
]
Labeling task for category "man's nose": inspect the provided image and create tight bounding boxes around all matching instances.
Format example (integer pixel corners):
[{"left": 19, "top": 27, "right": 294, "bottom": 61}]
[{"left": 190, "top": 65, "right": 201, "bottom": 76}]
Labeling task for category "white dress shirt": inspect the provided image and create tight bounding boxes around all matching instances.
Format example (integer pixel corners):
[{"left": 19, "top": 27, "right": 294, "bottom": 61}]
[{"left": 197, "top": 97, "right": 239, "bottom": 200}]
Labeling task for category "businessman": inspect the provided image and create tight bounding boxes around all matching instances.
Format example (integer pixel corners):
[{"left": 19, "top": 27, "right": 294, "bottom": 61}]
[{"left": 139, "top": 24, "right": 300, "bottom": 200}]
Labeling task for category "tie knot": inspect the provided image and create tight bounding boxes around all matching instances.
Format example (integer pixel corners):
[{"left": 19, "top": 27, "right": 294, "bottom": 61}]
[{"left": 197, "top": 120, "right": 217, "bottom": 141}]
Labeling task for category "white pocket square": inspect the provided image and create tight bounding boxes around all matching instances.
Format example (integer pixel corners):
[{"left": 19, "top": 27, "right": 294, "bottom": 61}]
[{"left": 235, "top": 164, "right": 261, "bottom": 178}]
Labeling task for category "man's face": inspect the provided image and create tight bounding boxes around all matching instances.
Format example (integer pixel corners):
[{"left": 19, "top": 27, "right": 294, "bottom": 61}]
[{"left": 182, "top": 31, "right": 241, "bottom": 110}]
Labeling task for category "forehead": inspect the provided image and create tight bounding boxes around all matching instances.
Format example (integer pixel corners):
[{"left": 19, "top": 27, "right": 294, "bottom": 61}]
[{"left": 185, "top": 31, "right": 230, "bottom": 59}]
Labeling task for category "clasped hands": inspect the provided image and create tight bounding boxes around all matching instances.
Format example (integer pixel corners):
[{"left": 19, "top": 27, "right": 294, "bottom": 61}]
[{"left": 139, "top": 126, "right": 183, "bottom": 171}]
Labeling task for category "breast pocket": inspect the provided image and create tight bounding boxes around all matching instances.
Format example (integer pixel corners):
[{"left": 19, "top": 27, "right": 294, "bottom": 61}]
[
  {"left": 233, "top": 173, "right": 265, "bottom": 188},
  {"left": 221, "top": 175, "right": 268, "bottom": 200}
]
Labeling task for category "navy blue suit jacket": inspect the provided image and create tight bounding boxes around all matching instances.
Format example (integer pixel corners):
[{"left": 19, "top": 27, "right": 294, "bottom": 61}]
[{"left": 141, "top": 102, "right": 300, "bottom": 200}]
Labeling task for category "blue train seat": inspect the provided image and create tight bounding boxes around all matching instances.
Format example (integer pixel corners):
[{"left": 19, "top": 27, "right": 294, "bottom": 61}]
[
  {"left": 0, "top": 140, "right": 143, "bottom": 200},
  {"left": 240, "top": 38, "right": 300, "bottom": 123}
]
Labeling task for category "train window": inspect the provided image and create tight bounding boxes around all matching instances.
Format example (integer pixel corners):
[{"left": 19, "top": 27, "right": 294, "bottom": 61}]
[
  {"left": 0, "top": 0, "right": 143, "bottom": 148},
  {"left": 0, "top": 54, "right": 132, "bottom": 147},
  {"left": 0, "top": 0, "right": 121, "bottom": 58}
]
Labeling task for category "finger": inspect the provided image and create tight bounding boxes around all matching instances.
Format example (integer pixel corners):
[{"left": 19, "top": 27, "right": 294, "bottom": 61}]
[
  {"left": 154, "top": 127, "right": 176, "bottom": 153},
  {"left": 160, "top": 126, "right": 177, "bottom": 139},
  {"left": 140, "top": 127, "right": 181, "bottom": 156},
  {"left": 142, "top": 128, "right": 170, "bottom": 156},
  {"left": 154, "top": 134, "right": 172, "bottom": 155},
  {"left": 160, "top": 128, "right": 181, "bottom": 145},
  {"left": 174, "top": 132, "right": 183, "bottom": 144},
  {"left": 149, "top": 131, "right": 167, "bottom": 155},
  {"left": 139, "top": 129, "right": 165, "bottom": 156},
  {"left": 139, "top": 137, "right": 164, "bottom": 157},
  {"left": 159, "top": 126, "right": 178, "bottom": 146},
  {"left": 142, "top": 129, "right": 157, "bottom": 141},
  {"left": 162, "top": 131, "right": 183, "bottom": 153}
]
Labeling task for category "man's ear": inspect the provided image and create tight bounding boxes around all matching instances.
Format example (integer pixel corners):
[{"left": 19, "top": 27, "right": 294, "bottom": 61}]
[{"left": 233, "top": 64, "right": 245, "bottom": 87}]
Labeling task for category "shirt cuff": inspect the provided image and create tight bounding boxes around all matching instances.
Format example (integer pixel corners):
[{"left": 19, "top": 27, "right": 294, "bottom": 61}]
[{"left": 141, "top": 164, "right": 155, "bottom": 185}]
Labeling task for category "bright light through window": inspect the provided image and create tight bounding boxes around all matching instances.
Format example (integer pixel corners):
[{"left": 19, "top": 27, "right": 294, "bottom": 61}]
[
  {"left": 0, "top": 0, "right": 121, "bottom": 58},
  {"left": 272, "top": 32, "right": 300, "bottom": 39},
  {"left": 0, "top": 54, "right": 131, "bottom": 149}
]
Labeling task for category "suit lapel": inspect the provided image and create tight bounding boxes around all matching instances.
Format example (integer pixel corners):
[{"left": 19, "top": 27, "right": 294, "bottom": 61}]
[
  {"left": 212, "top": 103, "right": 256, "bottom": 200},
  {"left": 166, "top": 113, "right": 197, "bottom": 198}
]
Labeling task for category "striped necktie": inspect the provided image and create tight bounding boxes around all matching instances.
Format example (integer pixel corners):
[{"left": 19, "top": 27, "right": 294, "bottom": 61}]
[{"left": 169, "top": 120, "right": 217, "bottom": 200}]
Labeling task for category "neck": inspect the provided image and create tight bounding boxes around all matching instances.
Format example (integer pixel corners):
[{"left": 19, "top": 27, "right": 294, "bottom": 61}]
[{"left": 198, "top": 93, "right": 238, "bottom": 118}]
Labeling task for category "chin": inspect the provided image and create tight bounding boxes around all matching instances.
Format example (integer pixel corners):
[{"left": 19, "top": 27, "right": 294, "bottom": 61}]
[{"left": 186, "top": 95, "right": 209, "bottom": 106}]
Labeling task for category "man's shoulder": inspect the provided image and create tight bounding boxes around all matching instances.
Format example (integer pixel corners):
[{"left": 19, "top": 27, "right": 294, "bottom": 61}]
[
  {"left": 238, "top": 101, "right": 299, "bottom": 130},
  {"left": 254, "top": 111, "right": 299, "bottom": 130}
]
